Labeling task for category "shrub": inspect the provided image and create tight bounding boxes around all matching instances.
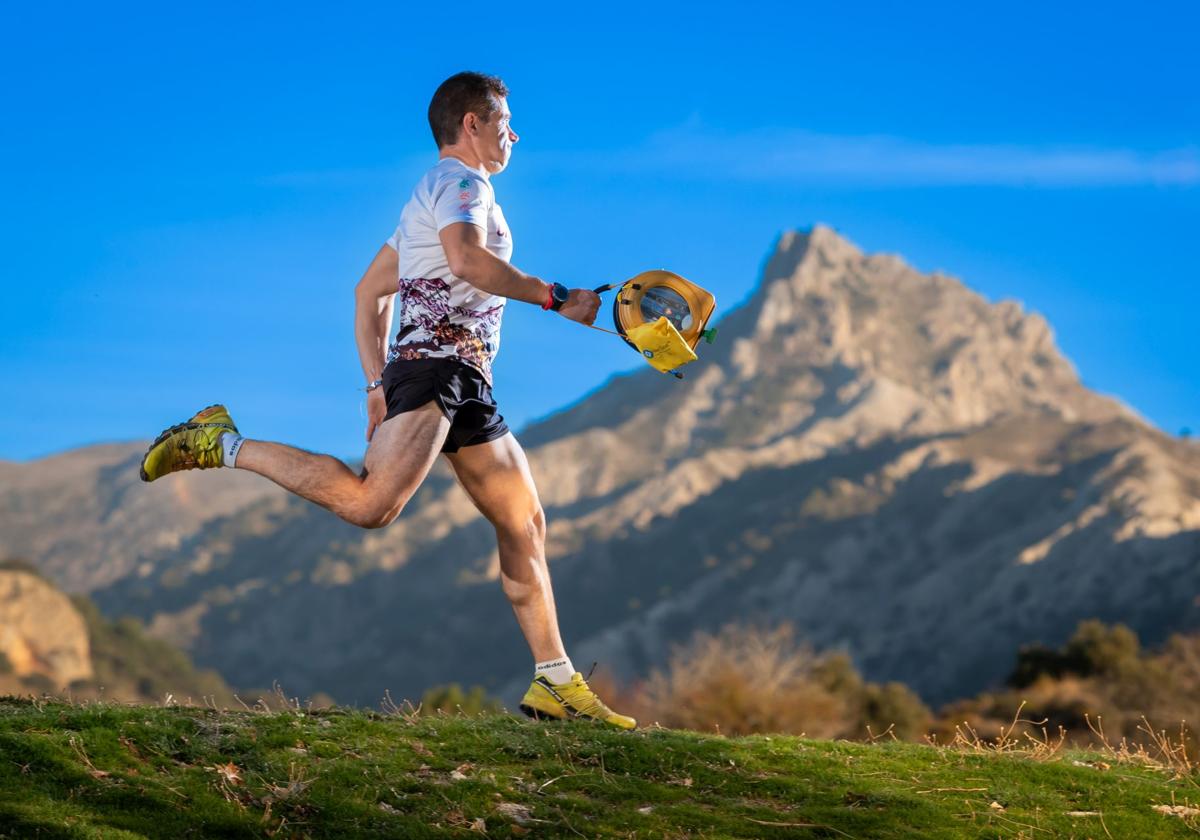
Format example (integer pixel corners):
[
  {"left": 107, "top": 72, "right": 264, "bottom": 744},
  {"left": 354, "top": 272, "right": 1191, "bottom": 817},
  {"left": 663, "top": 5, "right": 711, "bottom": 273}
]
[
  {"left": 940, "top": 619, "right": 1200, "bottom": 754},
  {"left": 859, "top": 681, "right": 933, "bottom": 741},
  {"left": 1063, "top": 620, "right": 1141, "bottom": 679},
  {"left": 640, "top": 624, "right": 849, "bottom": 737},
  {"left": 1009, "top": 619, "right": 1141, "bottom": 688}
]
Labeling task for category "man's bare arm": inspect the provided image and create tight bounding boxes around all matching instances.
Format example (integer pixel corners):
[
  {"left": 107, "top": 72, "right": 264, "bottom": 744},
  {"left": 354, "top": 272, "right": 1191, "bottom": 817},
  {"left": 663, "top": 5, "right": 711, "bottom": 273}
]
[
  {"left": 354, "top": 244, "right": 399, "bottom": 386},
  {"left": 439, "top": 222, "right": 551, "bottom": 305},
  {"left": 439, "top": 223, "right": 599, "bottom": 324}
]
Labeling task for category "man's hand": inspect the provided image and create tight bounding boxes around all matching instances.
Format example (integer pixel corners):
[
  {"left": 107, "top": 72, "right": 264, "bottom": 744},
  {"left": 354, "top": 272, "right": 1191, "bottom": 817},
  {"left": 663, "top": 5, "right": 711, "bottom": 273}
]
[
  {"left": 558, "top": 289, "right": 600, "bottom": 326},
  {"left": 366, "top": 388, "right": 387, "bottom": 442}
]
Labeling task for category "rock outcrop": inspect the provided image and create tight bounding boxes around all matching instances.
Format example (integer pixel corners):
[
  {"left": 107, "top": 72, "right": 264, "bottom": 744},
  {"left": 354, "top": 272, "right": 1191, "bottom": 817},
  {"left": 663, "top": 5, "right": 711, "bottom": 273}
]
[{"left": 0, "top": 570, "right": 92, "bottom": 685}]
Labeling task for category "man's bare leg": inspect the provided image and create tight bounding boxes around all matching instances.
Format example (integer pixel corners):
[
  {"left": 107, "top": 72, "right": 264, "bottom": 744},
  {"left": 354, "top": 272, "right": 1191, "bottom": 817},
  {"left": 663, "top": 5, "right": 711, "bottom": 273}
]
[
  {"left": 445, "top": 431, "right": 635, "bottom": 728},
  {"left": 236, "top": 402, "right": 450, "bottom": 529},
  {"left": 443, "top": 433, "right": 565, "bottom": 662}
]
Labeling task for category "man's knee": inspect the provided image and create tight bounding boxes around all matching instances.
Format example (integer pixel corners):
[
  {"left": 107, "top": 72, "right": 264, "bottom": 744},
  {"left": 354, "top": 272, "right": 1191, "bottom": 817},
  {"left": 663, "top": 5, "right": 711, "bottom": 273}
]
[
  {"left": 495, "top": 505, "right": 546, "bottom": 543},
  {"left": 529, "top": 505, "right": 547, "bottom": 540},
  {"left": 345, "top": 497, "right": 405, "bottom": 530}
]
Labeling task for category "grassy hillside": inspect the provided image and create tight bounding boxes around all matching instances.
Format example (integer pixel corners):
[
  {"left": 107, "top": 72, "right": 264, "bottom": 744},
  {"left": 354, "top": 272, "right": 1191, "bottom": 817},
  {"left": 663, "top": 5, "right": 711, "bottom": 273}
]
[{"left": 0, "top": 699, "right": 1197, "bottom": 838}]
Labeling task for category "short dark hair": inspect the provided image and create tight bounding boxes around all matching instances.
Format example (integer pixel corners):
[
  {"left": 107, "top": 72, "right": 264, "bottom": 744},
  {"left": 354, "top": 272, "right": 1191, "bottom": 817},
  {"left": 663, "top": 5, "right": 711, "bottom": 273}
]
[{"left": 428, "top": 72, "right": 509, "bottom": 148}]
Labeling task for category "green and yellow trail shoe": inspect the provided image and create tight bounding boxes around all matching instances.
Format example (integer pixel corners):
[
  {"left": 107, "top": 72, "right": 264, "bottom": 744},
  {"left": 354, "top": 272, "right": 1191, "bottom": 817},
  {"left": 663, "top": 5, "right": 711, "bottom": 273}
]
[
  {"left": 519, "top": 672, "right": 637, "bottom": 730},
  {"left": 139, "top": 404, "right": 237, "bottom": 482}
]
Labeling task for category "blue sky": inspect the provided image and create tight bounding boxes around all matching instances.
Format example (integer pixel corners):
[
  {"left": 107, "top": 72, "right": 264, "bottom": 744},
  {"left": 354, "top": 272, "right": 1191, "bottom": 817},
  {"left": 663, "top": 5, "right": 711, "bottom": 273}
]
[{"left": 1, "top": 2, "right": 1196, "bottom": 461}]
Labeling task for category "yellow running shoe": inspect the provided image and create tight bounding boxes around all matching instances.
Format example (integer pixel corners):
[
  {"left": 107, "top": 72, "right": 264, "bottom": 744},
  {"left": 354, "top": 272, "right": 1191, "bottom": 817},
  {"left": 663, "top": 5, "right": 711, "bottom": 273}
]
[
  {"left": 519, "top": 672, "right": 637, "bottom": 730},
  {"left": 139, "top": 404, "right": 238, "bottom": 482}
]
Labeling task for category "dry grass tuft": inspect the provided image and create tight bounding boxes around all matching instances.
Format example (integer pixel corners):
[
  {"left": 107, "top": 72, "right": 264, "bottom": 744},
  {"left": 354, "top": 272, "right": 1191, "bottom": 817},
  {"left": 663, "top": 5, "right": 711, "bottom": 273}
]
[
  {"left": 927, "top": 698, "right": 1200, "bottom": 785},
  {"left": 928, "top": 700, "right": 1068, "bottom": 761},
  {"left": 1086, "top": 714, "right": 1200, "bottom": 780}
]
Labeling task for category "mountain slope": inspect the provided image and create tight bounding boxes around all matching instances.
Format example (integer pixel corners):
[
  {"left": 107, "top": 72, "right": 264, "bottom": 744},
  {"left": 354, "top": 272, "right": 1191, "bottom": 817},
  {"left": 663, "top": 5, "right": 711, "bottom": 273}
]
[{"left": 0, "top": 442, "right": 282, "bottom": 592}]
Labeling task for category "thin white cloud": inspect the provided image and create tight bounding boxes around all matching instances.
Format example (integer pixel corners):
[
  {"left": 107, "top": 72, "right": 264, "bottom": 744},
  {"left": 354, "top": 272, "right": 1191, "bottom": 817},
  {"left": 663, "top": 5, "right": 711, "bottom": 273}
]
[
  {"left": 258, "top": 129, "right": 1199, "bottom": 190},
  {"left": 533, "top": 126, "right": 1200, "bottom": 188}
]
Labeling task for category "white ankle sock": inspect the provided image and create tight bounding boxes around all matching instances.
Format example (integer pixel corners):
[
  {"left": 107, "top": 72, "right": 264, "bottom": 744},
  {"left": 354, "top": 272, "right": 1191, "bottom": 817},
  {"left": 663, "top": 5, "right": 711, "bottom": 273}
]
[
  {"left": 220, "top": 432, "right": 245, "bottom": 468},
  {"left": 535, "top": 657, "right": 575, "bottom": 685}
]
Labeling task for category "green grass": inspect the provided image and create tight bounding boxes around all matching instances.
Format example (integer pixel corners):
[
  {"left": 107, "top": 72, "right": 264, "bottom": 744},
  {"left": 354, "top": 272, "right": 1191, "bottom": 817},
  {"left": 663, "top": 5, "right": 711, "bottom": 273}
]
[{"left": 0, "top": 698, "right": 1197, "bottom": 838}]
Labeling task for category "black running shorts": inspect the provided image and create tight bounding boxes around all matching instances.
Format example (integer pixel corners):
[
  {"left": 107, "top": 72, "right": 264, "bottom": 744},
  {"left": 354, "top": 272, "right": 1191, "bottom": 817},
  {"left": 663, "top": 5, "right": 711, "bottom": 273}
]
[{"left": 381, "top": 357, "right": 510, "bottom": 454}]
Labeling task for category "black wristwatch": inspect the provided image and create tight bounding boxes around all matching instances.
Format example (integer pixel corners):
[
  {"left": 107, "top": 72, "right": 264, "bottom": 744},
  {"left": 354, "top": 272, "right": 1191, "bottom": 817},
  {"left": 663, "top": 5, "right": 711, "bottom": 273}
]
[{"left": 547, "top": 282, "right": 570, "bottom": 312}]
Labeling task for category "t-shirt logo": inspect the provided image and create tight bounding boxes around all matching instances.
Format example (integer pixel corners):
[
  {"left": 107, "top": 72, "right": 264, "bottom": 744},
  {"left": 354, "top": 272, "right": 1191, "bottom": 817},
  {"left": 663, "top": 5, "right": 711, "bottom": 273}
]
[{"left": 458, "top": 178, "right": 471, "bottom": 189}]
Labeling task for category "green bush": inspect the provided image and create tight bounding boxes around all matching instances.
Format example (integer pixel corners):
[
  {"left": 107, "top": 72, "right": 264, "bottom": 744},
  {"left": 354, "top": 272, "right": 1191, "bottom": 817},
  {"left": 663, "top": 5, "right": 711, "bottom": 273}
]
[
  {"left": 1063, "top": 620, "right": 1141, "bottom": 678},
  {"left": 859, "top": 681, "right": 933, "bottom": 741},
  {"left": 1009, "top": 619, "right": 1141, "bottom": 688}
]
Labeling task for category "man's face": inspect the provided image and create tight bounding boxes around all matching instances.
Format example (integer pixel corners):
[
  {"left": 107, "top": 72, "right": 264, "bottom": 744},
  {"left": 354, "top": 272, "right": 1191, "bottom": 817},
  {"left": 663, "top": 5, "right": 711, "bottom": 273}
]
[{"left": 475, "top": 96, "right": 518, "bottom": 174}]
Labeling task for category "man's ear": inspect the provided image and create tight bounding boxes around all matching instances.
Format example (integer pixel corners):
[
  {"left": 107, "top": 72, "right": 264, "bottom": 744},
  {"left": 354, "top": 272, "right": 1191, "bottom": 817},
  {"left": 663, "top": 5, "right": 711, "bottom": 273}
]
[{"left": 462, "top": 111, "right": 479, "bottom": 137}]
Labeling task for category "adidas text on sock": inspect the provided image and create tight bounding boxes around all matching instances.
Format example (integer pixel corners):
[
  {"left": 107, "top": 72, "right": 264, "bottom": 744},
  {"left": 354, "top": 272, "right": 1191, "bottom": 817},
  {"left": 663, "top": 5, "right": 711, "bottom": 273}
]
[{"left": 535, "top": 657, "right": 576, "bottom": 685}]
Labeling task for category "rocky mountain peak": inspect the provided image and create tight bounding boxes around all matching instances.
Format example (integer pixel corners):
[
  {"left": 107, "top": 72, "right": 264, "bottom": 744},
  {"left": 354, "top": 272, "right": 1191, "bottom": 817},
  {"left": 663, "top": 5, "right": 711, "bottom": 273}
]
[{"left": 721, "top": 225, "right": 1126, "bottom": 430}]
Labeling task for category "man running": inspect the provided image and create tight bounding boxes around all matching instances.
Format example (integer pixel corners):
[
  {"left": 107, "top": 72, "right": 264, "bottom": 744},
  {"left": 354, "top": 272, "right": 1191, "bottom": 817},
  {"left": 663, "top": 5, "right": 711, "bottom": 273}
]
[{"left": 139, "top": 71, "right": 635, "bottom": 730}]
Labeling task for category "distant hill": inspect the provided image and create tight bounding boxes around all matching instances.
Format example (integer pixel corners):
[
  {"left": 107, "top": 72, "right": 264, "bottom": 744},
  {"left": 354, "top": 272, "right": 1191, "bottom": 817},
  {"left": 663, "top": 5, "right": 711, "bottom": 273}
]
[{"left": 4, "top": 225, "right": 1198, "bottom": 708}]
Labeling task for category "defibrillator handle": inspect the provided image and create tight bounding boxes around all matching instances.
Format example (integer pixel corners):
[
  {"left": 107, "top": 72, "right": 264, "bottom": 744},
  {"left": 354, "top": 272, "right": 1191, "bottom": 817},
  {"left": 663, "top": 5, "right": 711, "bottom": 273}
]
[{"left": 592, "top": 283, "right": 642, "bottom": 295}]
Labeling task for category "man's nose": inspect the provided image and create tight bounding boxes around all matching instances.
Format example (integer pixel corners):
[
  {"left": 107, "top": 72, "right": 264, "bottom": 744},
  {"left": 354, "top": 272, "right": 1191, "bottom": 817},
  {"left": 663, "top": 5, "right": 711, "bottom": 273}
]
[{"left": 509, "top": 127, "right": 519, "bottom": 143}]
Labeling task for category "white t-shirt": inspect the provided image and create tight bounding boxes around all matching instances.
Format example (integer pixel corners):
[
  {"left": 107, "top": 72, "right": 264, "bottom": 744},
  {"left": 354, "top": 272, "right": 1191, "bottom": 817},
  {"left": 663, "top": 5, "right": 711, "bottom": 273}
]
[{"left": 384, "top": 157, "right": 514, "bottom": 384}]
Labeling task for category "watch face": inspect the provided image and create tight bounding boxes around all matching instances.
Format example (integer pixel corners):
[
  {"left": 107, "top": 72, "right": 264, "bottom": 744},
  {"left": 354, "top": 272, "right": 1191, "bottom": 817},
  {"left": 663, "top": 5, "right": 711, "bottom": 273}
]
[{"left": 554, "top": 283, "right": 570, "bottom": 303}]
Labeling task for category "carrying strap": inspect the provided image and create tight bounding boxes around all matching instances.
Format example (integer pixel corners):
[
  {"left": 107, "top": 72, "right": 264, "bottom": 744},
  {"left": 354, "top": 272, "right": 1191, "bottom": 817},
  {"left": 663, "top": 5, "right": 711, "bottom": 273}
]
[{"left": 587, "top": 282, "right": 626, "bottom": 336}]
